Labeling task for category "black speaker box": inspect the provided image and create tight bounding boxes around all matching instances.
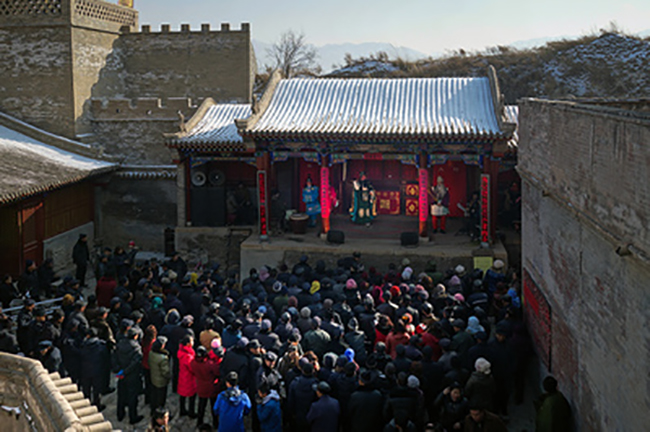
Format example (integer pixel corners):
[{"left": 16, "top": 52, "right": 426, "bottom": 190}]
[
  {"left": 191, "top": 187, "right": 226, "bottom": 227},
  {"left": 327, "top": 230, "right": 345, "bottom": 244},
  {"left": 400, "top": 231, "right": 419, "bottom": 247}
]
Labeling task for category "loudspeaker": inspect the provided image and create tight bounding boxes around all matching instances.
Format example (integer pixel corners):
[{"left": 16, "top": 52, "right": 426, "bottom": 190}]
[
  {"left": 191, "top": 187, "right": 226, "bottom": 227},
  {"left": 400, "top": 232, "right": 419, "bottom": 247},
  {"left": 327, "top": 230, "right": 345, "bottom": 244}
]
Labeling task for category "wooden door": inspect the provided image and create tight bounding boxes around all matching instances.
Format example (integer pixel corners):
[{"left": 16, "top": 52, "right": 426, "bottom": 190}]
[{"left": 19, "top": 198, "right": 44, "bottom": 271}]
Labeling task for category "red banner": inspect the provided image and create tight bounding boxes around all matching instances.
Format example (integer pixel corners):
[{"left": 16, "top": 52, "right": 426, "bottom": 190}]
[
  {"left": 480, "top": 174, "right": 490, "bottom": 244},
  {"left": 418, "top": 168, "right": 428, "bottom": 222},
  {"left": 523, "top": 269, "right": 552, "bottom": 369},
  {"left": 320, "top": 166, "right": 330, "bottom": 219},
  {"left": 257, "top": 171, "right": 268, "bottom": 237},
  {"left": 375, "top": 191, "right": 400, "bottom": 215}
]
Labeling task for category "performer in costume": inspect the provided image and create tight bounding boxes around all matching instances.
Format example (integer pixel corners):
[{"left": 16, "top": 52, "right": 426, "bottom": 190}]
[
  {"left": 302, "top": 175, "right": 321, "bottom": 227},
  {"left": 431, "top": 175, "right": 450, "bottom": 233},
  {"left": 349, "top": 172, "right": 376, "bottom": 226}
]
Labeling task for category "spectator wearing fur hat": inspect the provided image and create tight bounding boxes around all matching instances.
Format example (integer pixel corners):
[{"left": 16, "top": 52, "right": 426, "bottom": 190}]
[{"left": 464, "top": 358, "right": 496, "bottom": 412}]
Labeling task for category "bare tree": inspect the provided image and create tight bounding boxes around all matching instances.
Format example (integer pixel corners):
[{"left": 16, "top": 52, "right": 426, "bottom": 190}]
[{"left": 266, "top": 30, "right": 321, "bottom": 78}]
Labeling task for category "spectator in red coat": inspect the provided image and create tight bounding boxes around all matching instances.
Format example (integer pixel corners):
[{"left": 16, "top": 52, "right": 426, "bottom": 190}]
[
  {"left": 177, "top": 335, "right": 197, "bottom": 418},
  {"left": 191, "top": 345, "right": 220, "bottom": 428},
  {"left": 385, "top": 320, "right": 410, "bottom": 359},
  {"left": 95, "top": 276, "right": 116, "bottom": 308}
]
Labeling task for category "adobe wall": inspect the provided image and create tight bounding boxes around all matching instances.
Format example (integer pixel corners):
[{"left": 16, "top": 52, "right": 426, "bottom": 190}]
[{"left": 518, "top": 99, "right": 650, "bottom": 431}]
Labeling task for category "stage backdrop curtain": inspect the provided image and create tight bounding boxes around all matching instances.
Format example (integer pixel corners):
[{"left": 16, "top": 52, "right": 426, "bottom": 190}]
[{"left": 375, "top": 191, "right": 400, "bottom": 215}]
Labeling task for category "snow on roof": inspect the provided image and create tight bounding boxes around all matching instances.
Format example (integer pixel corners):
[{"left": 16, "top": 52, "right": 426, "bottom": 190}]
[
  {"left": 250, "top": 77, "right": 503, "bottom": 140},
  {"left": 504, "top": 105, "right": 519, "bottom": 148},
  {"left": 0, "top": 124, "right": 115, "bottom": 204},
  {"left": 172, "top": 104, "right": 251, "bottom": 145}
]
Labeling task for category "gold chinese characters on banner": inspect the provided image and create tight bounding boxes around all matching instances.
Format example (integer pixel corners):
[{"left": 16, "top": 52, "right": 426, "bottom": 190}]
[{"left": 118, "top": 0, "right": 134, "bottom": 7}]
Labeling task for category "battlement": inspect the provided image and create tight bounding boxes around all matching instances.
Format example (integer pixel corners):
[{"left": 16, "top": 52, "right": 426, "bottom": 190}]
[
  {"left": 91, "top": 97, "right": 202, "bottom": 121},
  {"left": 121, "top": 22, "right": 250, "bottom": 35},
  {"left": 0, "top": 0, "right": 137, "bottom": 32}
]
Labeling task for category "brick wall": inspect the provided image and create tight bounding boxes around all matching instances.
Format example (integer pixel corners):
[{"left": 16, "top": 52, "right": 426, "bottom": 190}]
[{"left": 518, "top": 99, "right": 650, "bottom": 431}]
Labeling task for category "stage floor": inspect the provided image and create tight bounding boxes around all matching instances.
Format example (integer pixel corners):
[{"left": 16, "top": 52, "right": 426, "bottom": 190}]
[{"left": 240, "top": 215, "right": 508, "bottom": 277}]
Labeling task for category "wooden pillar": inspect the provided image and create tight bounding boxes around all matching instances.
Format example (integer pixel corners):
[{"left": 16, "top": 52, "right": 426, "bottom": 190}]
[
  {"left": 256, "top": 153, "right": 271, "bottom": 239},
  {"left": 418, "top": 154, "right": 429, "bottom": 237},
  {"left": 320, "top": 157, "right": 331, "bottom": 233}
]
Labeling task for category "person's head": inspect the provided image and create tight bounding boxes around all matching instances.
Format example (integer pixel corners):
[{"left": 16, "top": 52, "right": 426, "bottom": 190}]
[
  {"left": 24, "top": 299, "right": 35, "bottom": 312},
  {"left": 180, "top": 335, "right": 193, "bottom": 347},
  {"left": 226, "top": 371, "right": 238, "bottom": 388},
  {"left": 152, "top": 407, "right": 169, "bottom": 426},
  {"left": 450, "top": 383, "right": 462, "bottom": 402},
  {"left": 305, "top": 176, "right": 312, "bottom": 187},
  {"left": 314, "top": 381, "right": 331, "bottom": 398},
  {"left": 264, "top": 351, "right": 277, "bottom": 369},
  {"left": 248, "top": 339, "right": 262, "bottom": 355},
  {"left": 469, "top": 408, "right": 485, "bottom": 423},
  {"left": 543, "top": 375, "right": 559, "bottom": 393},
  {"left": 258, "top": 381, "right": 271, "bottom": 399},
  {"left": 34, "top": 307, "right": 47, "bottom": 321}
]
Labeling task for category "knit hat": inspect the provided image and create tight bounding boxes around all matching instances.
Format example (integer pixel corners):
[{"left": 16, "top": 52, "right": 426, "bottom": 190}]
[
  {"left": 475, "top": 357, "right": 491, "bottom": 374},
  {"left": 407, "top": 375, "right": 420, "bottom": 389},
  {"left": 300, "top": 307, "right": 311, "bottom": 318},
  {"left": 210, "top": 338, "right": 221, "bottom": 349},
  {"left": 493, "top": 259, "right": 505, "bottom": 270},
  {"left": 310, "top": 281, "right": 321, "bottom": 295},
  {"left": 455, "top": 265, "right": 465, "bottom": 274},
  {"left": 401, "top": 267, "right": 413, "bottom": 281},
  {"left": 345, "top": 278, "right": 357, "bottom": 290},
  {"left": 261, "top": 319, "right": 272, "bottom": 331},
  {"left": 344, "top": 348, "right": 355, "bottom": 362},
  {"left": 453, "top": 293, "right": 465, "bottom": 302}
]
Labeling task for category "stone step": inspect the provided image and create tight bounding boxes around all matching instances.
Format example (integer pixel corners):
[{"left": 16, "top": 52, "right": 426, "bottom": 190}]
[
  {"left": 69, "top": 399, "right": 91, "bottom": 409},
  {"left": 52, "top": 377, "right": 73, "bottom": 387},
  {"left": 80, "top": 413, "right": 106, "bottom": 425},
  {"left": 75, "top": 405, "right": 98, "bottom": 417},
  {"left": 63, "top": 391, "right": 84, "bottom": 402},
  {"left": 85, "top": 421, "right": 114, "bottom": 432},
  {"left": 57, "top": 383, "right": 78, "bottom": 394}
]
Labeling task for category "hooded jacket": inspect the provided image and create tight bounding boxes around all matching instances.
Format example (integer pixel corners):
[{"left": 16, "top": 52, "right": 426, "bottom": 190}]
[
  {"left": 213, "top": 386, "right": 251, "bottom": 432},
  {"left": 177, "top": 344, "right": 197, "bottom": 397},
  {"left": 257, "top": 390, "right": 282, "bottom": 432}
]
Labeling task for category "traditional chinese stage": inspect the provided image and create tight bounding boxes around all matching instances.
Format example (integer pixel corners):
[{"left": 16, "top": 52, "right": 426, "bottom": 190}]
[{"left": 240, "top": 215, "right": 508, "bottom": 277}]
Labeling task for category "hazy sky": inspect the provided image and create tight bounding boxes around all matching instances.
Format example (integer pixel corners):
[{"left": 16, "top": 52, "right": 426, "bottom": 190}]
[{"left": 133, "top": 0, "right": 650, "bottom": 54}]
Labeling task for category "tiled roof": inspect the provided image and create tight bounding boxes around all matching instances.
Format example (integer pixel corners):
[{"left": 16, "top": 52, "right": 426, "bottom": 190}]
[
  {"left": 504, "top": 105, "right": 519, "bottom": 148},
  {"left": 0, "top": 124, "right": 115, "bottom": 205},
  {"left": 249, "top": 77, "right": 503, "bottom": 140},
  {"left": 170, "top": 104, "right": 251, "bottom": 146}
]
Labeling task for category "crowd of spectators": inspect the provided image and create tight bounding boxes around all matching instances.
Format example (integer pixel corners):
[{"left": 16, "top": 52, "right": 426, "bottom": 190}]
[{"left": 0, "top": 240, "right": 572, "bottom": 432}]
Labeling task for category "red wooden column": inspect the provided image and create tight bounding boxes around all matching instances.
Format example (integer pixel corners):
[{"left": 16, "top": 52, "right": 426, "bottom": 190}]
[
  {"left": 320, "top": 157, "right": 331, "bottom": 233},
  {"left": 256, "top": 152, "right": 271, "bottom": 240},
  {"left": 418, "top": 155, "right": 429, "bottom": 237}
]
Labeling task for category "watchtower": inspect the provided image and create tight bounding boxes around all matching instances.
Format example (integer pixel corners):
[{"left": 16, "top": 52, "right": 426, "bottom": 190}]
[{"left": 0, "top": 0, "right": 138, "bottom": 138}]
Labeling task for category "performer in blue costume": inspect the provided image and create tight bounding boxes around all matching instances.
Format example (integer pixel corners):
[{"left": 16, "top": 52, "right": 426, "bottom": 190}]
[
  {"left": 349, "top": 172, "right": 376, "bottom": 226},
  {"left": 302, "top": 175, "right": 321, "bottom": 227}
]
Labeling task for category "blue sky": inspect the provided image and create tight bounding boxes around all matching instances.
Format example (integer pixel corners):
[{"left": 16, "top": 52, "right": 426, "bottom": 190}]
[{"left": 133, "top": 0, "right": 650, "bottom": 54}]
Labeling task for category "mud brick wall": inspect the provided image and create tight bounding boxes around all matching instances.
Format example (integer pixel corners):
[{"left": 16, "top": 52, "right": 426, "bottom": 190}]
[{"left": 518, "top": 99, "right": 650, "bottom": 431}]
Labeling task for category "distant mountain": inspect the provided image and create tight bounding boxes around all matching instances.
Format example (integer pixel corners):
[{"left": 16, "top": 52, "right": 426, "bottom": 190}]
[
  {"left": 326, "top": 33, "right": 650, "bottom": 102},
  {"left": 252, "top": 39, "right": 430, "bottom": 73}
]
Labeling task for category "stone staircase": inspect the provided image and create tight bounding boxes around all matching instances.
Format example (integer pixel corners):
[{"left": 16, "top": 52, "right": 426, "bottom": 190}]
[{"left": 48, "top": 372, "right": 119, "bottom": 432}]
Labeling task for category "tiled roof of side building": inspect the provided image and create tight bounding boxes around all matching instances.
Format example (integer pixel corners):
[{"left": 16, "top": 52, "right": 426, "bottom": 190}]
[
  {"left": 249, "top": 77, "right": 504, "bottom": 140},
  {"left": 170, "top": 103, "right": 252, "bottom": 145},
  {"left": 0, "top": 123, "right": 115, "bottom": 205}
]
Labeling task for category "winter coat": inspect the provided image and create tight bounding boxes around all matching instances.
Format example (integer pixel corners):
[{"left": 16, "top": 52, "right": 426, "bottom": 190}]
[
  {"left": 72, "top": 240, "right": 89, "bottom": 266},
  {"left": 306, "top": 394, "right": 340, "bottom": 432},
  {"left": 464, "top": 371, "right": 496, "bottom": 411},
  {"left": 95, "top": 277, "right": 116, "bottom": 308},
  {"left": 114, "top": 337, "right": 143, "bottom": 395},
  {"left": 257, "top": 390, "right": 282, "bottom": 432},
  {"left": 434, "top": 392, "right": 469, "bottom": 431},
  {"left": 383, "top": 385, "right": 421, "bottom": 425},
  {"left": 149, "top": 349, "right": 171, "bottom": 388},
  {"left": 80, "top": 337, "right": 109, "bottom": 381},
  {"left": 348, "top": 386, "right": 386, "bottom": 432},
  {"left": 535, "top": 391, "right": 572, "bottom": 432},
  {"left": 213, "top": 386, "right": 251, "bottom": 432},
  {"left": 385, "top": 331, "right": 410, "bottom": 359},
  {"left": 220, "top": 347, "right": 251, "bottom": 392},
  {"left": 302, "top": 328, "right": 331, "bottom": 359},
  {"left": 38, "top": 346, "right": 64, "bottom": 375},
  {"left": 191, "top": 355, "right": 220, "bottom": 398},
  {"left": 177, "top": 344, "right": 197, "bottom": 397},
  {"left": 288, "top": 374, "right": 318, "bottom": 427}
]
